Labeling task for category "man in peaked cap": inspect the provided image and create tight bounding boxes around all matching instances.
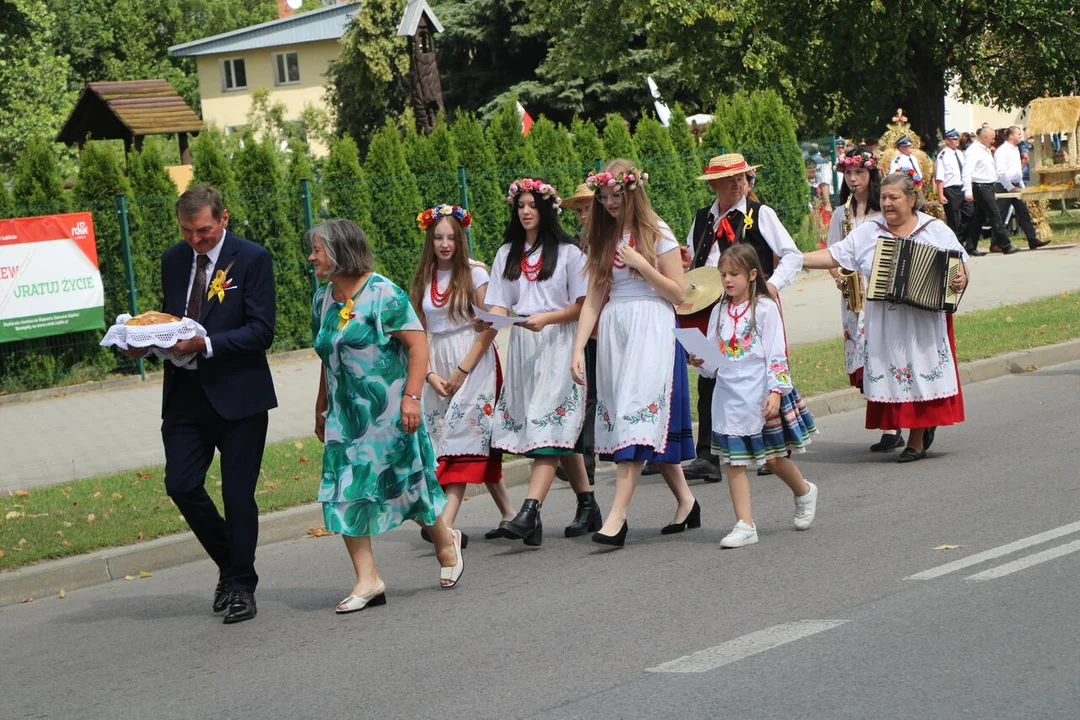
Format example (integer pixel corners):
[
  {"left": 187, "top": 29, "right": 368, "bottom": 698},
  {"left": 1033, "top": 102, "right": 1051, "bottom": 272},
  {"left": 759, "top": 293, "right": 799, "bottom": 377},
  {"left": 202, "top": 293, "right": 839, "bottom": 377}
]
[
  {"left": 888, "top": 135, "right": 922, "bottom": 181},
  {"left": 934, "top": 129, "right": 976, "bottom": 250}
]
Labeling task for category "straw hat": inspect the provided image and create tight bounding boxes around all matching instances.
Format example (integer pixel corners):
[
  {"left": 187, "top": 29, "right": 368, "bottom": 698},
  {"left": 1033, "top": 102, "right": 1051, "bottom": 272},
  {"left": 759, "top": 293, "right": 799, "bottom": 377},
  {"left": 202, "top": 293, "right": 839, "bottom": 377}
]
[
  {"left": 561, "top": 183, "right": 593, "bottom": 211},
  {"left": 697, "top": 153, "right": 761, "bottom": 181}
]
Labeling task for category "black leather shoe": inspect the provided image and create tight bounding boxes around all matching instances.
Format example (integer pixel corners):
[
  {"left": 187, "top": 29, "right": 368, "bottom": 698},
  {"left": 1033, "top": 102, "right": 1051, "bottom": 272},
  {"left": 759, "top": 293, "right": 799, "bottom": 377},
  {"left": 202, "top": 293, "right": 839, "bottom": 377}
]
[
  {"left": 1001, "top": 244, "right": 1020, "bottom": 255},
  {"left": 498, "top": 499, "right": 542, "bottom": 546},
  {"left": 966, "top": 248, "right": 987, "bottom": 257},
  {"left": 222, "top": 591, "right": 257, "bottom": 624},
  {"left": 565, "top": 491, "right": 603, "bottom": 537},
  {"left": 897, "top": 447, "right": 926, "bottom": 464},
  {"left": 923, "top": 426, "right": 937, "bottom": 451},
  {"left": 212, "top": 579, "right": 229, "bottom": 614},
  {"left": 661, "top": 500, "right": 701, "bottom": 535},
  {"left": 683, "top": 457, "right": 722, "bottom": 482},
  {"left": 1028, "top": 238, "right": 1050, "bottom": 250},
  {"left": 484, "top": 526, "right": 505, "bottom": 539},
  {"left": 641, "top": 461, "right": 660, "bottom": 476},
  {"left": 592, "top": 521, "right": 628, "bottom": 547},
  {"left": 421, "top": 527, "right": 468, "bottom": 548},
  {"left": 757, "top": 465, "right": 774, "bottom": 476},
  {"left": 870, "top": 432, "right": 905, "bottom": 452}
]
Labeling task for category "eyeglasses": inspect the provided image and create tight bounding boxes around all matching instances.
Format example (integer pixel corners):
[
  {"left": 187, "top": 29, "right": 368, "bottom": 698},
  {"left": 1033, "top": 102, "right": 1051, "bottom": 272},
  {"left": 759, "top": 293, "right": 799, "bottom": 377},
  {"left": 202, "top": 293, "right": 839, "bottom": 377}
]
[{"left": 596, "top": 191, "right": 624, "bottom": 205}]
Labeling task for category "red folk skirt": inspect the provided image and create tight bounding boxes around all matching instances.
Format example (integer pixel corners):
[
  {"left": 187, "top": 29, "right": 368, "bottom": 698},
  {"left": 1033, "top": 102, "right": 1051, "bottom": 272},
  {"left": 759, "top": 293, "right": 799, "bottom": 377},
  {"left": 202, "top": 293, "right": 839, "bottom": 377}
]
[
  {"left": 864, "top": 314, "right": 965, "bottom": 430},
  {"left": 436, "top": 352, "right": 504, "bottom": 486}
]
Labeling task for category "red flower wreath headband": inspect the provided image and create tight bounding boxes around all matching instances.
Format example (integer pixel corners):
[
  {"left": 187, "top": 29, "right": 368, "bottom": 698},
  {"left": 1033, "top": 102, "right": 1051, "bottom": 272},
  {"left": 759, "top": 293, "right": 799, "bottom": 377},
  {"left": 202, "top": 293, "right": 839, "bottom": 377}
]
[
  {"left": 901, "top": 167, "right": 923, "bottom": 189},
  {"left": 506, "top": 178, "right": 563, "bottom": 213},
  {"left": 417, "top": 204, "right": 472, "bottom": 230},
  {"left": 835, "top": 151, "right": 879, "bottom": 172},
  {"left": 585, "top": 168, "right": 649, "bottom": 192}
]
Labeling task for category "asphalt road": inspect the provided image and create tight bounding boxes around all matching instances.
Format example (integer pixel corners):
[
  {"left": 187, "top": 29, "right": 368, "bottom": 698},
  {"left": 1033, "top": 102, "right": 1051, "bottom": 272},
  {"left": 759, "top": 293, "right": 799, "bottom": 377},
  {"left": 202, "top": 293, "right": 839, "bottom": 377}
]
[{"left": 2, "top": 360, "right": 1079, "bottom": 719}]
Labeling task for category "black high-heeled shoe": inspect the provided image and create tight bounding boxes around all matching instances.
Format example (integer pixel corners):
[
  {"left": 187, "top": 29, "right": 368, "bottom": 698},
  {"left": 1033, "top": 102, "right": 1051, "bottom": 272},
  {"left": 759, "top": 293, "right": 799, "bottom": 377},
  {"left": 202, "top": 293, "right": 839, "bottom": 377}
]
[
  {"left": 498, "top": 499, "right": 543, "bottom": 546},
  {"left": 565, "top": 491, "right": 603, "bottom": 537},
  {"left": 592, "top": 521, "right": 628, "bottom": 547},
  {"left": 660, "top": 500, "right": 701, "bottom": 535}
]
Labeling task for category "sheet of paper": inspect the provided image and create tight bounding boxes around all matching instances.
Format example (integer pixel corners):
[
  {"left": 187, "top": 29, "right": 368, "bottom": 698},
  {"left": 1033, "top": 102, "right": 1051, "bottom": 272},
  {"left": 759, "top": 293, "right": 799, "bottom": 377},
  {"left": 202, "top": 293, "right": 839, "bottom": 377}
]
[
  {"left": 674, "top": 327, "right": 722, "bottom": 374},
  {"left": 472, "top": 305, "right": 520, "bottom": 330}
]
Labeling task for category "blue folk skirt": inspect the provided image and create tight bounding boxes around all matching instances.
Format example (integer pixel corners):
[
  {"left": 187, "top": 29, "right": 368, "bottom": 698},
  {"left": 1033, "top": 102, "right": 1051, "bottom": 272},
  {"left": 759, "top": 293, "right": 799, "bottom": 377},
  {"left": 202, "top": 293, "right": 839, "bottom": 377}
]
[
  {"left": 711, "top": 387, "right": 817, "bottom": 467},
  {"left": 602, "top": 341, "right": 696, "bottom": 464}
]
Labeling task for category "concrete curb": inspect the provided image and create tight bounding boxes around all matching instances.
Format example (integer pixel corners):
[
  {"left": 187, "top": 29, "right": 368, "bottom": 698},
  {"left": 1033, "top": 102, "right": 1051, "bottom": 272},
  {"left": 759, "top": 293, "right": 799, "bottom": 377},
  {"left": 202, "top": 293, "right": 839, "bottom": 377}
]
[{"left": 3, "top": 338, "right": 1079, "bottom": 606}]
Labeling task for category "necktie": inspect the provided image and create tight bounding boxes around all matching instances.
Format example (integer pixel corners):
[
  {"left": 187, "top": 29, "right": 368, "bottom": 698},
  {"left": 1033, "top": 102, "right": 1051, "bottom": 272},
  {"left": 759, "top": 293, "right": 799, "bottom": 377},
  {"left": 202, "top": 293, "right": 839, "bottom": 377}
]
[
  {"left": 954, "top": 149, "right": 963, "bottom": 174},
  {"left": 186, "top": 254, "right": 210, "bottom": 320}
]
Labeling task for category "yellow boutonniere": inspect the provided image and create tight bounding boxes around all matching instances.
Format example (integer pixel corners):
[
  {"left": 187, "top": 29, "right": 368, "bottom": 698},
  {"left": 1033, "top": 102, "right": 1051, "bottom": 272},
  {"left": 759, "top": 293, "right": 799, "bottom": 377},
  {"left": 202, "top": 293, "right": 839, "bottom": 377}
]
[
  {"left": 206, "top": 262, "right": 235, "bottom": 303},
  {"left": 338, "top": 298, "right": 356, "bottom": 330},
  {"left": 743, "top": 207, "right": 754, "bottom": 230}
]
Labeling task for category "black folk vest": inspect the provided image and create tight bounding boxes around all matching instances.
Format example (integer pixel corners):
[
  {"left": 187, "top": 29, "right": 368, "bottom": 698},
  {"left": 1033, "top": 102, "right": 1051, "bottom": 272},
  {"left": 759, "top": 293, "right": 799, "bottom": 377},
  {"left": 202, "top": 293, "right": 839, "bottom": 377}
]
[{"left": 689, "top": 199, "right": 775, "bottom": 277}]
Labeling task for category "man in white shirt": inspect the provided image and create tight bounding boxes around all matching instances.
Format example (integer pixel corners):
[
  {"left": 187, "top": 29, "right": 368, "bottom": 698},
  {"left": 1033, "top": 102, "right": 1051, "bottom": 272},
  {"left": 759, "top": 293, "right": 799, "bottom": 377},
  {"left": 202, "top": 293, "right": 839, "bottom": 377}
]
[
  {"left": 934, "top": 129, "right": 973, "bottom": 247},
  {"left": 962, "top": 127, "right": 1018, "bottom": 254},
  {"left": 995, "top": 125, "right": 1049, "bottom": 250},
  {"left": 888, "top": 135, "right": 921, "bottom": 180}
]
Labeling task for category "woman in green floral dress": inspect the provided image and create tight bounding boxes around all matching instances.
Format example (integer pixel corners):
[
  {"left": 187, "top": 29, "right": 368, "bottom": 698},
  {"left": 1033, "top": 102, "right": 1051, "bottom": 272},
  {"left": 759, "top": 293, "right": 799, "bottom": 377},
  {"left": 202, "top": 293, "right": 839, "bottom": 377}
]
[{"left": 309, "top": 219, "right": 464, "bottom": 614}]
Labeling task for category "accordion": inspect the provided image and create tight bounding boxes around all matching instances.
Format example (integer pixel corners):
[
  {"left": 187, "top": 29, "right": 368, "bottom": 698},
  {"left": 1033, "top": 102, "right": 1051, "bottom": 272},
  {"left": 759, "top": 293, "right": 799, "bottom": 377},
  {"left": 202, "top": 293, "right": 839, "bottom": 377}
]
[{"left": 867, "top": 236, "right": 964, "bottom": 313}]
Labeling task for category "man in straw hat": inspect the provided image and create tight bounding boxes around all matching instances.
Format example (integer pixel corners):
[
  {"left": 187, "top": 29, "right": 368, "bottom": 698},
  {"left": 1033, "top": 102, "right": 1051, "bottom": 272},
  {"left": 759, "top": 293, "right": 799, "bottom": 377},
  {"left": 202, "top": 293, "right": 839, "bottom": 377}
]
[
  {"left": 685, "top": 153, "right": 804, "bottom": 479},
  {"left": 554, "top": 182, "right": 598, "bottom": 483}
]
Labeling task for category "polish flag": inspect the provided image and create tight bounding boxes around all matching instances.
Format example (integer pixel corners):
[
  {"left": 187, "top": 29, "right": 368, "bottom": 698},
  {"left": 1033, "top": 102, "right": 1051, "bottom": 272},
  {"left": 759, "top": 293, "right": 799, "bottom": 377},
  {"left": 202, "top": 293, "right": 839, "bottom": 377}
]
[{"left": 516, "top": 102, "right": 534, "bottom": 136}]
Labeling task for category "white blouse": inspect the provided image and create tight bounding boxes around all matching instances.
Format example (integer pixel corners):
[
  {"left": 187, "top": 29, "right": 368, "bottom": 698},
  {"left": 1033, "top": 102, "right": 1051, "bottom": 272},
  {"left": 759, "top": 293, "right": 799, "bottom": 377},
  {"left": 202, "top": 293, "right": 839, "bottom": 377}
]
[
  {"left": 608, "top": 221, "right": 680, "bottom": 300},
  {"left": 421, "top": 262, "right": 490, "bottom": 335},
  {"left": 485, "top": 242, "right": 589, "bottom": 316},
  {"left": 697, "top": 296, "right": 793, "bottom": 436}
]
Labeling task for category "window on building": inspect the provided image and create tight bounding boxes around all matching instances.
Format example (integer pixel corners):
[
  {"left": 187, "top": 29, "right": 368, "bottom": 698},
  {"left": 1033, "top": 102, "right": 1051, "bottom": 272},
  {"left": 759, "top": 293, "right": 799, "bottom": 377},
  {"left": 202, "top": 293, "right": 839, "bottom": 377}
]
[
  {"left": 222, "top": 58, "right": 247, "bottom": 91},
  {"left": 274, "top": 52, "right": 300, "bottom": 85}
]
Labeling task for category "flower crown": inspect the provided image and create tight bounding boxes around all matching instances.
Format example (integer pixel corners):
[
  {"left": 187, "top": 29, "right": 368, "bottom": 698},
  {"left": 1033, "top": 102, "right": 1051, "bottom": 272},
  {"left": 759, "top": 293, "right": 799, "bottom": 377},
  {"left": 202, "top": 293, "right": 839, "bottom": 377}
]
[
  {"left": 585, "top": 169, "right": 649, "bottom": 192},
  {"left": 902, "top": 167, "right": 923, "bottom": 189},
  {"left": 506, "top": 178, "right": 562, "bottom": 213},
  {"left": 417, "top": 204, "right": 472, "bottom": 231},
  {"left": 835, "top": 152, "right": 879, "bottom": 172}
]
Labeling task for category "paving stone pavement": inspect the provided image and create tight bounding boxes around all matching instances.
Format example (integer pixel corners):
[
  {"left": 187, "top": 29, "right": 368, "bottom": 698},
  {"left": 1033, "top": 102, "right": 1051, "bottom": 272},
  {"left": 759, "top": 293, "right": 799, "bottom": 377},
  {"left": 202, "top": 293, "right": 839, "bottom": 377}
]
[{"left": 3, "top": 244, "right": 1078, "bottom": 492}]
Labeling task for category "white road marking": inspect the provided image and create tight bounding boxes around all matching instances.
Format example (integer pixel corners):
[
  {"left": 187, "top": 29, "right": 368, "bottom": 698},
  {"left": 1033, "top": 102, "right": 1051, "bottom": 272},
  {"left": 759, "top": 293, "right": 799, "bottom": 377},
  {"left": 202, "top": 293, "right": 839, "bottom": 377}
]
[
  {"left": 646, "top": 620, "right": 849, "bottom": 673},
  {"left": 906, "top": 520, "right": 1080, "bottom": 581},
  {"left": 965, "top": 537, "right": 1080, "bottom": 583}
]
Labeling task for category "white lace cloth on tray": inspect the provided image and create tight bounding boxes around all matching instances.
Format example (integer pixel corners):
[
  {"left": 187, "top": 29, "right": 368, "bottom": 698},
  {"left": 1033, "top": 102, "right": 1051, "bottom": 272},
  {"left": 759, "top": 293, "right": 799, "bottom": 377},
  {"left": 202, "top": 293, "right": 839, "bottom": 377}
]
[{"left": 100, "top": 314, "right": 207, "bottom": 369}]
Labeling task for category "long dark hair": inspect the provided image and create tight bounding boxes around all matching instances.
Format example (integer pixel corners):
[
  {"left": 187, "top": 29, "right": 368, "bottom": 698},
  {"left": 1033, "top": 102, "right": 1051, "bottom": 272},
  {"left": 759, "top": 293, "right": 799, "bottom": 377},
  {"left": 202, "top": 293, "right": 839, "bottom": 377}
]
[
  {"left": 502, "top": 178, "right": 571, "bottom": 282},
  {"left": 837, "top": 146, "right": 881, "bottom": 215}
]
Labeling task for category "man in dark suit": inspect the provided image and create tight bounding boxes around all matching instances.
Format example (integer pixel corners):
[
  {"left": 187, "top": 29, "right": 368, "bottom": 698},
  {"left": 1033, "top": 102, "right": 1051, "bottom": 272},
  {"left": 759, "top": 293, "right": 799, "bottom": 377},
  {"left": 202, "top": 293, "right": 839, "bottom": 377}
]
[{"left": 131, "top": 185, "right": 277, "bottom": 624}]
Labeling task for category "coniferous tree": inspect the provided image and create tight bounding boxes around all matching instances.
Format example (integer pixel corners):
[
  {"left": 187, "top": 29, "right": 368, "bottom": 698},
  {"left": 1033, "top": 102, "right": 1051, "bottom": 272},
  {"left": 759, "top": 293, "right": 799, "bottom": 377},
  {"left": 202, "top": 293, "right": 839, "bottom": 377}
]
[
  {"left": 450, "top": 112, "right": 504, "bottom": 263},
  {"left": 189, "top": 129, "right": 244, "bottom": 228},
  {"left": 363, "top": 122, "right": 424, "bottom": 287},
  {"left": 284, "top": 140, "right": 321, "bottom": 297},
  {"left": 73, "top": 142, "right": 129, "bottom": 325},
  {"left": 128, "top": 141, "right": 179, "bottom": 313},
  {"left": 602, "top": 113, "right": 637, "bottom": 164},
  {"left": 633, "top": 117, "right": 692, "bottom": 239},
  {"left": 322, "top": 135, "right": 372, "bottom": 232},
  {"left": 0, "top": 172, "right": 14, "bottom": 219},
  {"left": 407, "top": 118, "right": 460, "bottom": 210},
  {"left": 569, "top": 116, "right": 604, "bottom": 178},
  {"left": 232, "top": 134, "right": 308, "bottom": 349},
  {"left": 487, "top": 96, "right": 538, "bottom": 186},
  {"left": 526, "top": 117, "right": 577, "bottom": 202},
  {"left": 667, "top": 104, "right": 712, "bottom": 212},
  {"left": 12, "top": 137, "right": 68, "bottom": 216}
]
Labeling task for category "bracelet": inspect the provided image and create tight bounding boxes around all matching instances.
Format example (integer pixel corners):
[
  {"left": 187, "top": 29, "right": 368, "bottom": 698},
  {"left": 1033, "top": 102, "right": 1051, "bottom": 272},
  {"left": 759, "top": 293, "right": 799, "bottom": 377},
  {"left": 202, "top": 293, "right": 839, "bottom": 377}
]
[
  {"left": 404, "top": 393, "right": 422, "bottom": 402},
  {"left": 457, "top": 365, "right": 470, "bottom": 375},
  {"left": 426, "top": 371, "right": 436, "bottom": 380}
]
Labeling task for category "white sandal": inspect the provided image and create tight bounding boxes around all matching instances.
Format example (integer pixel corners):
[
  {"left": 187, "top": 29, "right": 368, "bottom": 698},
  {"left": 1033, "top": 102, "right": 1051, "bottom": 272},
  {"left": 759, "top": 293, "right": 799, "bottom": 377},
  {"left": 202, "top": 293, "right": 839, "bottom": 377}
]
[
  {"left": 335, "top": 581, "right": 387, "bottom": 614},
  {"left": 439, "top": 529, "right": 465, "bottom": 589}
]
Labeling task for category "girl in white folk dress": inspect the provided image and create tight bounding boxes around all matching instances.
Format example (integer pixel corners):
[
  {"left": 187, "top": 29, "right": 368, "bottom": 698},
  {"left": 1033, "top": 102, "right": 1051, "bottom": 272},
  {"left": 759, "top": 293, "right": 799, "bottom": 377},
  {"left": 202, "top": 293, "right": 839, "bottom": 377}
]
[
  {"left": 689, "top": 245, "right": 819, "bottom": 548},
  {"left": 572, "top": 159, "right": 698, "bottom": 548},
  {"left": 476, "top": 178, "right": 598, "bottom": 546},
  {"left": 827, "top": 148, "right": 903, "bottom": 452},
  {"left": 803, "top": 172, "right": 969, "bottom": 464},
  {"left": 408, "top": 205, "right": 516, "bottom": 544}
]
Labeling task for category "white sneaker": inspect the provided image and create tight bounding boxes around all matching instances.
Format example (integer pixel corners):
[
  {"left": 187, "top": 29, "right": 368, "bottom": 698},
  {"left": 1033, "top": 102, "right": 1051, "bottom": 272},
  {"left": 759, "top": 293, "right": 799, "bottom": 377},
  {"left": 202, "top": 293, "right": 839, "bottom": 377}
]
[
  {"left": 720, "top": 520, "right": 758, "bottom": 548},
  {"left": 793, "top": 481, "right": 818, "bottom": 530}
]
